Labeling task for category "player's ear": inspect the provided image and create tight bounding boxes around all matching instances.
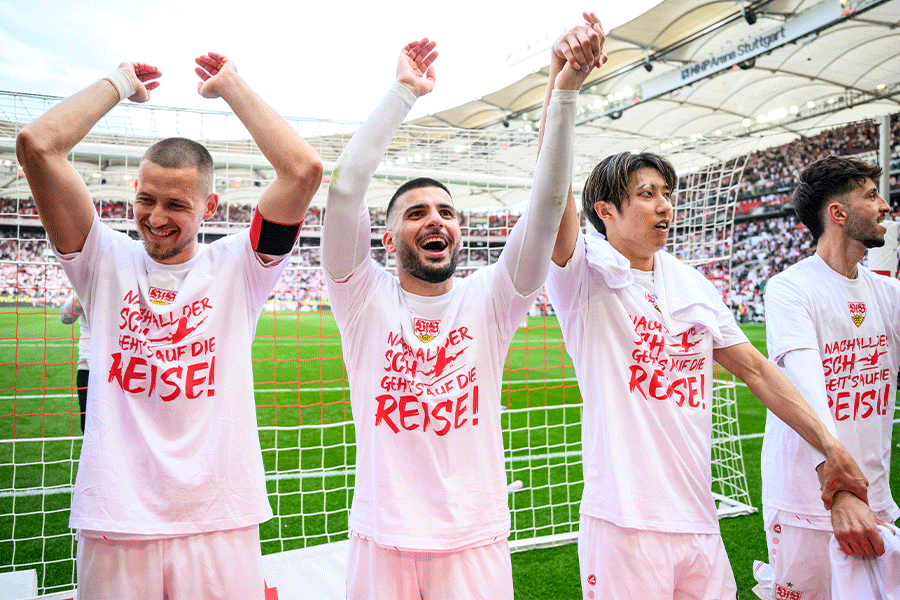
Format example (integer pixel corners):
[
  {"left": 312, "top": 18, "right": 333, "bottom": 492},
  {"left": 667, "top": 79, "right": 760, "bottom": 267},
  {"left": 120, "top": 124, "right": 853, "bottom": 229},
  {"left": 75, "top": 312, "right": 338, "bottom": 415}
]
[
  {"left": 594, "top": 200, "right": 614, "bottom": 222},
  {"left": 382, "top": 230, "right": 396, "bottom": 253},
  {"left": 203, "top": 193, "right": 218, "bottom": 220},
  {"left": 826, "top": 200, "right": 847, "bottom": 227}
]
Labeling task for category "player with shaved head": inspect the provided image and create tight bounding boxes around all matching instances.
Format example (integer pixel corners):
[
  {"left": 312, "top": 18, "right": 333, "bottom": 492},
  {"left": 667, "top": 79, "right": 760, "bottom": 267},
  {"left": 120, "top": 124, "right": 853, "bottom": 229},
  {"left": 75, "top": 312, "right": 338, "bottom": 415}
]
[{"left": 17, "top": 52, "right": 322, "bottom": 599}]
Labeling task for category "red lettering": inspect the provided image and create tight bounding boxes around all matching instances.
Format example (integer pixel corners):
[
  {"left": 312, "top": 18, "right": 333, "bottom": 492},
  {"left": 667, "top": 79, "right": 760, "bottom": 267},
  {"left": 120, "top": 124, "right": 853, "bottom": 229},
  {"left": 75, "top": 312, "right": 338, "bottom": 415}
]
[
  {"left": 399, "top": 395, "right": 420, "bottom": 431},
  {"left": 454, "top": 393, "right": 468, "bottom": 428},
  {"left": 834, "top": 391, "right": 851, "bottom": 421},
  {"left": 375, "top": 394, "right": 399, "bottom": 433},
  {"left": 431, "top": 400, "right": 453, "bottom": 436},
  {"left": 628, "top": 365, "right": 648, "bottom": 400},
  {"left": 207, "top": 356, "right": 215, "bottom": 397},
  {"left": 648, "top": 369, "right": 669, "bottom": 400},
  {"left": 687, "top": 376, "right": 700, "bottom": 408},
  {"left": 108, "top": 352, "right": 124, "bottom": 388},
  {"left": 856, "top": 389, "right": 875, "bottom": 419},
  {"left": 669, "top": 377, "right": 686, "bottom": 406},
  {"left": 391, "top": 351, "right": 406, "bottom": 374},
  {"left": 185, "top": 362, "right": 208, "bottom": 399},
  {"left": 420, "top": 400, "right": 430, "bottom": 432},
  {"left": 160, "top": 366, "right": 182, "bottom": 402},
  {"left": 122, "top": 357, "right": 147, "bottom": 394},
  {"left": 646, "top": 334, "right": 665, "bottom": 356}
]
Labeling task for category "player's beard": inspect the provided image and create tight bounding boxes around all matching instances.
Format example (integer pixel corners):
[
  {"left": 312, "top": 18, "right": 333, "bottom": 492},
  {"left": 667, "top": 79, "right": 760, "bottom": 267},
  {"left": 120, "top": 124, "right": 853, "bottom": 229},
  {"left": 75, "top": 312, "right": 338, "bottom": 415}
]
[
  {"left": 845, "top": 210, "right": 886, "bottom": 249},
  {"left": 395, "top": 236, "right": 460, "bottom": 284},
  {"left": 140, "top": 226, "right": 193, "bottom": 263}
]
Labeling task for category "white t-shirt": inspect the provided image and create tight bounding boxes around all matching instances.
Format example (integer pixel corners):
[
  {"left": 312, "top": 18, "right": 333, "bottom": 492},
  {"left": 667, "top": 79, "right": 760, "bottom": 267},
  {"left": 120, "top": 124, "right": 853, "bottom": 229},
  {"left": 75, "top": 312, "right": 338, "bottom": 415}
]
[
  {"left": 55, "top": 214, "right": 287, "bottom": 535},
  {"left": 762, "top": 254, "right": 900, "bottom": 524},
  {"left": 326, "top": 258, "right": 536, "bottom": 551},
  {"left": 546, "top": 233, "right": 748, "bottom": 534}
]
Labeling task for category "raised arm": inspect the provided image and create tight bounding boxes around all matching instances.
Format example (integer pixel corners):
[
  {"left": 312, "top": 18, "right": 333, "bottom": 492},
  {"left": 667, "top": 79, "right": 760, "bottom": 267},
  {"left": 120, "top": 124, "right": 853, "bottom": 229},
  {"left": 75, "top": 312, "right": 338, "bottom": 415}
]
[
  {"left": 537, "top": 13, "right": 606, "bottom": 267},
  {"left": 322, "top": 39, "right": 437, "bottom": 280},
  {"left": 194, "top": 53, "right": 323, "bottom": 246},
  {"left": 16, "top": 63, "right": 161, "bottom": 253},
  {"left": 500, "top": 17, "right": 603, "bottom": 294}
]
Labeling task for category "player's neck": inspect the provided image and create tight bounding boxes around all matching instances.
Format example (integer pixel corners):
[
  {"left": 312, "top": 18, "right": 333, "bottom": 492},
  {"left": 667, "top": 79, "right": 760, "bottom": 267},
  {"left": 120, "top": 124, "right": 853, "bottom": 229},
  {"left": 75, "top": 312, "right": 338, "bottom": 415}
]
[
  {"left": 815, "top": 233, "right": 865, "bottom": 279},
  {"left": 397, "top": 270, "right": 454, "bottom": 297}
]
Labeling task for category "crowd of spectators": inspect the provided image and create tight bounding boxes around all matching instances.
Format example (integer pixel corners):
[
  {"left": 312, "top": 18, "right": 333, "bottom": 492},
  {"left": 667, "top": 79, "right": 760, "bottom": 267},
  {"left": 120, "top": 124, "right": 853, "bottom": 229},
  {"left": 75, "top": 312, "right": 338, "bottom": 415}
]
[{"left": 2, "top": 113, "right": 898, "bottom": 319}]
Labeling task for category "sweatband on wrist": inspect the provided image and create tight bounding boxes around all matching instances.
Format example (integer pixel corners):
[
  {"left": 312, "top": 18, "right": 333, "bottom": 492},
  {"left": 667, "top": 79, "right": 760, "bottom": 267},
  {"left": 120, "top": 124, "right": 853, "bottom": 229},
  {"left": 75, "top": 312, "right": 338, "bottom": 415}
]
[
  {"left": 249, "top": 207, "right": 303, "bottom": 255},
  {"left": 103, "top": 68, "right": 137, "bottom": 102}
]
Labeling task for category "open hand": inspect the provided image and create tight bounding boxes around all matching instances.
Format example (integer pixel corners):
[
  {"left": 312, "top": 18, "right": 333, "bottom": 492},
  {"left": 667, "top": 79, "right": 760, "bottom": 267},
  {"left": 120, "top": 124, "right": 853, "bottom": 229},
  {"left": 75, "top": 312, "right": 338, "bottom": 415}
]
[
  {"left": 195, "top": 52, "right": 238, "bottom": 99},
  {"left": 397, "top": 38, "right": 438, "bottom": 98},
  {"left": 120, "top": 62, "right": 161, "bottom": 103}
]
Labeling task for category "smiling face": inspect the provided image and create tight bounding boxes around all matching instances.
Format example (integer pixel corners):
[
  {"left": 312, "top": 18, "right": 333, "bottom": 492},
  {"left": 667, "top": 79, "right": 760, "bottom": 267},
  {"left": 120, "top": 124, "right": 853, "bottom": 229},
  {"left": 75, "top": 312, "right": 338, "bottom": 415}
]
[
  {"left": 133, "top": 160, "right": 218, "bottom": 265},
  {"left": 841, "top": 177, "right": 890, "bottom": 249},
  {"left": 595, "top": 166, "right": 673, "bottom": 271},
  {"left": 382, "top": 185, "right": 462, "bottom": 295}
]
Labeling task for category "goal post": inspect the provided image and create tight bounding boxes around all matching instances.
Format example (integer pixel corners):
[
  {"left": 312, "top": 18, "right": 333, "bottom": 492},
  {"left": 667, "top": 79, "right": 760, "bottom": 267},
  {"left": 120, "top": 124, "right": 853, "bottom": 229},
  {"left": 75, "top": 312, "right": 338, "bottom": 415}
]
[{"left": 0, "top": 89, "right": 753, "bottom": 594}]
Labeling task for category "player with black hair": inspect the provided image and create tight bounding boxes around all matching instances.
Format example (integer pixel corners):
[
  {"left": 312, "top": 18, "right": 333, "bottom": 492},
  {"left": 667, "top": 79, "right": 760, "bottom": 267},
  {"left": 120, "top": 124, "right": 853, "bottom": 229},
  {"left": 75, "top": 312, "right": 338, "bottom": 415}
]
[
  {"left": 753, "top": 155, "right": 897, "bottom": 600},
  {"left": 322, "top": 37, "right": 595, "bottom": 599},
  {"left": 539, "top": 13, "right": 875, "bottom": 600}
]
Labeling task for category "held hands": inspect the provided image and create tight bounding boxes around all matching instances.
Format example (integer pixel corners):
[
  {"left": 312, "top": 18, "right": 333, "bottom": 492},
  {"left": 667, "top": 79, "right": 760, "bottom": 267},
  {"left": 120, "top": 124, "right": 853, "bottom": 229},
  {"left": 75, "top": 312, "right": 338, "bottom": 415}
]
[
  {"left": 817, "top": 446, "right": 869, "bottom": 510},
  {"left": 397, "top": 38, "right": 438, "bottom": 98},
  {"left": 119, "top": 62, "right": 162, "bottom": 103},
  {"left": 195, "top": 52, "right": 239, "bottom": 99},
  {"left": 554, "top": 12, "right": 607, "bottom": 91},
  {"left": 830, "top": 491, "right": 887, "bottom": 557}
]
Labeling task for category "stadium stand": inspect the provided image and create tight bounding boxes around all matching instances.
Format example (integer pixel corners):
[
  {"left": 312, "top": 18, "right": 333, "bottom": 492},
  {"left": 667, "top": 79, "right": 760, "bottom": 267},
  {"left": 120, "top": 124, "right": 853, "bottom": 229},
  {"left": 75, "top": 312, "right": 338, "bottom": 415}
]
[{"left": 2, "top": 113, "right": 897, "bottom": 318}]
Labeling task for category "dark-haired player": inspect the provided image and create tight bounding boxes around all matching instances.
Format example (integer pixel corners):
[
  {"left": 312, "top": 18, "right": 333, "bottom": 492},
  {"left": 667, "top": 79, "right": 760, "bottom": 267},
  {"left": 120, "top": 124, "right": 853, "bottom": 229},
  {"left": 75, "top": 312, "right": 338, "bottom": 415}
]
[
  {"left": 321, "top": 38, "right": 594, "bottom": 599},
  {"left": 539, "top": 14, "right": 873, "bottom": 600},
  {"left": 17, "top": 53, "right": 322, "bottom": 599},
  {"left": 753, "top": 155, "right": 897, "bottom": 600}
]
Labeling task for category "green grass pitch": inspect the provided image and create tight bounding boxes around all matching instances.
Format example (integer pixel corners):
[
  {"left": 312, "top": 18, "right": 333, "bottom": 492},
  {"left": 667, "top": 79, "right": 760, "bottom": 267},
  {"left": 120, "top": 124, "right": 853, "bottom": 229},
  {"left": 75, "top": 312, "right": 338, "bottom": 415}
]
[{"left": 1, "top": 311, "right": 898, "bottom": 598}]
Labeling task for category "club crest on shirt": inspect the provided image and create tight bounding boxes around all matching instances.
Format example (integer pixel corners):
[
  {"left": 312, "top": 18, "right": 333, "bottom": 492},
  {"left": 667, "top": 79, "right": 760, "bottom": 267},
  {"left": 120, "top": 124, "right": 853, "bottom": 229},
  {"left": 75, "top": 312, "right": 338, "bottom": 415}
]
[
  {"left": 645, "top": 292, "right": 661, "bottom": 313},
  {"left": 414, "top": 318, "right": 440, "bottom": 342},
  {"left": 774, "top": 583, "right": 802, "bottom": 599},
  {"left": 149, "top": 286, "right": 177, "bottom": 306},
  {"left": 848, "top": 301, "right": 866, "bottom": 327}
]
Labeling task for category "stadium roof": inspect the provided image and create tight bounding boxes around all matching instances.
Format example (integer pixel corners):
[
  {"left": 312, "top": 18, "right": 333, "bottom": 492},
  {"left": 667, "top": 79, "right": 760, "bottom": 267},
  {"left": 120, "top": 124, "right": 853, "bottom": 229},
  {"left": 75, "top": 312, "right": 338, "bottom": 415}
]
[
  {"left": 413, "top": 0, "right": 900, "bottom": 154},
  {"left": 1, "top": 0, "right": 897, "bottom": 211}
]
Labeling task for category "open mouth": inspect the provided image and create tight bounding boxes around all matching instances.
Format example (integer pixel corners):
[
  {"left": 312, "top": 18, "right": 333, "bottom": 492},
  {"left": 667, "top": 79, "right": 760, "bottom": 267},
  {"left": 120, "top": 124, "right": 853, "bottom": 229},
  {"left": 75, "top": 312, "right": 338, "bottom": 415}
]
[
  {"left": 146, "top": 225, "right": 177, "bottom": 240},
  {"left": 419, "top": 233, "right": 450, "bottom": 256},
  {"left": 655, "top": 220, "right": 670, "bottom": 232}
]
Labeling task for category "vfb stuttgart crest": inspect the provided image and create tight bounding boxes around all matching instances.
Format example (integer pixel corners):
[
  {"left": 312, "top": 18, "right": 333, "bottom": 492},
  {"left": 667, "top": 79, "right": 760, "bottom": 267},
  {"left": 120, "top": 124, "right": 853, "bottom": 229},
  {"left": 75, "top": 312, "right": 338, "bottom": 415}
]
[
  {"left": 149, "top": 286, "right": 177, "bottom": 306},
  {"left": 848, "top": 301, "right": 866, "bottom": 327},
  {"left": 414, "top": 318, "right": 440, "bottom": 342}
]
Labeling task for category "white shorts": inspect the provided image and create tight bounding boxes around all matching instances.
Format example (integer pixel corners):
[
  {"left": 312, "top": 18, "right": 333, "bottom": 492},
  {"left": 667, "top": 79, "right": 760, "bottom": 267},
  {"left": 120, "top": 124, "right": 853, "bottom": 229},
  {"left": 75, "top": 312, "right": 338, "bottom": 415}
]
[
  {"left": 578, "top": 514, "right": 737, "bottom": 600},
  {"left": 346, "top": 533, "right": 513, "bottom": 600},
  {"left": 752, "top": 508, "right": 897, "bottom": 600},
  {"left": 76, "top": 525, "right": 264, "bottom": 600}
]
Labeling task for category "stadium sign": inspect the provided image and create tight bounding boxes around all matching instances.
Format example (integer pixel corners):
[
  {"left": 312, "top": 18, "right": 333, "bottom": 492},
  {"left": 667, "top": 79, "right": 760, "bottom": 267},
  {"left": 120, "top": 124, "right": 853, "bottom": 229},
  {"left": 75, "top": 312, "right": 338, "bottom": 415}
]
[{"left": 618, "top": 0, "right": 892, "bottom": 115}]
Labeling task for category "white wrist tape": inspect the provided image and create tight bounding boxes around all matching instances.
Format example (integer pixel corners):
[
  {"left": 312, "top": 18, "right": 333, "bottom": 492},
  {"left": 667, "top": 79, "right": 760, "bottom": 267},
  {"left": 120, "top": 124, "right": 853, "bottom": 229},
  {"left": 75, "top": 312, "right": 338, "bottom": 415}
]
[{"left": 103, "top": 68, "right": 137, "bottom": 102}]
